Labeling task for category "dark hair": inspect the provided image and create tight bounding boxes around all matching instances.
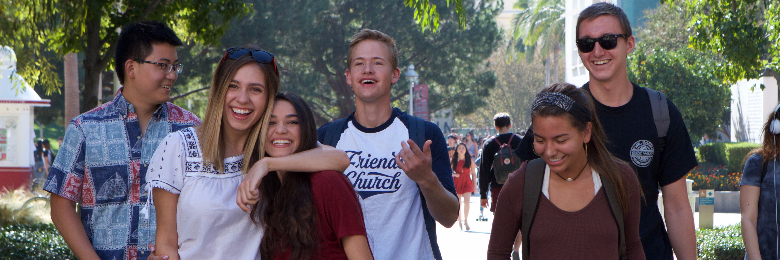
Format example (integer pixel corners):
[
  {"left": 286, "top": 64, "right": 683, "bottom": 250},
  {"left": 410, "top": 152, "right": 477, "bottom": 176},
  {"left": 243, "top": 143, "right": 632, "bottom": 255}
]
[
  {"left": 252, "top": 92, "right": 319, "bottom": 260},
  {"left": 451, "top": 143, "right": 473, "bottom": 170},
  {"left": 115, "top": 20, "right": 183, "bottom": 84},
  {"left": 747, "top": 107, "right": 780, "bottom": 165},
  {"left": 447, "top": 134, "right": 458, "bottom": 141},
  {"left": 532, "top": 83, "right": 632, "bottom": 212},
  {"left": 576, "top": 2, "right": 632, "bottom": 39},
  {"left": 494, "top": 113, "right": 511, "bottom": 128},
  {"left": 348, "top": 29, "right": 399, "bottom": 70}
]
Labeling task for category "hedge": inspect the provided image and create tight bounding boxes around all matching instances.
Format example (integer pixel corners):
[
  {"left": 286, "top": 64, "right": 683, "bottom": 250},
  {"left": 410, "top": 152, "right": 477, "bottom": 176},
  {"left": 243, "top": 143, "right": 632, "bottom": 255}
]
[
  {"left": 700, "top": 142, "right": 728, "bottom": 165},
  {"left": 698, "top": 142, "right": 760, "bottom": 173},
  {"left": 0, "top": 223, "right": 75, "bottom": 259},
  {"left": 697, "top": 223, "right": 745, "bottom": 260}
]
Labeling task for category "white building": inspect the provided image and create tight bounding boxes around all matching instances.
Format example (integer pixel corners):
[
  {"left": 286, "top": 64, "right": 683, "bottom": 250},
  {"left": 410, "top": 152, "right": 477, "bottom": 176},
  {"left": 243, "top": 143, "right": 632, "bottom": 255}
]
[
  {"left": 730, "top": 71, "right": 780, "bottom": 143},
  {"left": 0, "top": 46, "right": 51, "bottom": 191}
]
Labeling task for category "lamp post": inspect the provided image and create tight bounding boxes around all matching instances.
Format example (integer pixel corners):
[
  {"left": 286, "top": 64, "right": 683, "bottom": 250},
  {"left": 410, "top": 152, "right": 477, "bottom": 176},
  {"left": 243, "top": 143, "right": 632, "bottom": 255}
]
[{"left": 404, "top": 64, "right": 418, "bottom": 115}]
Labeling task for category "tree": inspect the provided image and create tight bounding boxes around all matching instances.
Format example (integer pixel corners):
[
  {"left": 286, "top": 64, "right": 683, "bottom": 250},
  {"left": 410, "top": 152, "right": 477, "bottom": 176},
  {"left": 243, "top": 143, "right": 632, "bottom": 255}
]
[
  {"left": 0, "top": 0, "right": 251, "bottom": 113},
  {"left": 205, "top": 0, "right": 502, "bottom": 124},
  {"left": 628, "top": 4, "right": 731, "bottom": 143},
  {"left": 509, "top": 0, "right": 564, "bottom": 85},
  {"left": 665, "top": 0, "right": 779, "bottom": 83}
]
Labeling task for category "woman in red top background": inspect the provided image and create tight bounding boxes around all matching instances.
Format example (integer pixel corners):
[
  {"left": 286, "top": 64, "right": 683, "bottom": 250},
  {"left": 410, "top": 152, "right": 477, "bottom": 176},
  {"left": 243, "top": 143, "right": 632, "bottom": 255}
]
[
  {"left": 451, "top": 142, "right": 477, "bottom": 231},
  {"left": 251, "top": 92, "right": 373, "bottom": 260}
]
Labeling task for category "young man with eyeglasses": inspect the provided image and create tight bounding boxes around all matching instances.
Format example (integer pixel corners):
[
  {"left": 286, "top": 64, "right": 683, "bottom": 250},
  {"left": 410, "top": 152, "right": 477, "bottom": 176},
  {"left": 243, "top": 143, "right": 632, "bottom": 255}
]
[
  {"left": 44, "top": 20, "right": 201, "bottom": 260},
  {"left": 317, "top": 29, "right": 459, "bottom": 260},
  {"left": 515, "top": 3, "right": 697, "bottom": 259}
]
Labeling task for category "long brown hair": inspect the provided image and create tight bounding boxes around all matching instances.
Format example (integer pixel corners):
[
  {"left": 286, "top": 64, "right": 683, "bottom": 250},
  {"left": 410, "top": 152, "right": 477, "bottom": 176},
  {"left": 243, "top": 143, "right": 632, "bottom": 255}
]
[
  {"left": 532, "top": 83, "right": 632, "bottom": 212},
  {"left": 746, "top": 107, "right": 780, "bottom": 164},
  {"left": 251, "top": 92, "right": 320, "bottom": 259},
  {"left": 199, "top": 47, "right": 280, "bottom": 173}
]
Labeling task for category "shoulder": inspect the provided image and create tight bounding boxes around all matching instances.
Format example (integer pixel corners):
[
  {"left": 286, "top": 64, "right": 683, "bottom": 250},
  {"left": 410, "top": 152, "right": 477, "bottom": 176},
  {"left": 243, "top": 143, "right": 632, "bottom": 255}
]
[
  {"left": 616, "top": 160, "right": 640, "bottom": 188},
  {"left": 165, "top": 103, "right": 202, "bottom": 125},
  {"left": 746, "top": 152, "right": 764, "bottom": 165},
  {"left": 311, "top": 170, "right": 354, "bottom": 194}
]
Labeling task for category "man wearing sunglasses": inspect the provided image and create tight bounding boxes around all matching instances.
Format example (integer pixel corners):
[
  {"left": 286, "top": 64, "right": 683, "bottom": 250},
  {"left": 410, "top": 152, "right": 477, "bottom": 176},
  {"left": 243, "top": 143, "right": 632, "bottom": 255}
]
[
  {"left": 515, "top": 3, "right": 697, "bottom": 260},
  {"left": 44, "top": 20, "right": 201, "bottom": 260}
]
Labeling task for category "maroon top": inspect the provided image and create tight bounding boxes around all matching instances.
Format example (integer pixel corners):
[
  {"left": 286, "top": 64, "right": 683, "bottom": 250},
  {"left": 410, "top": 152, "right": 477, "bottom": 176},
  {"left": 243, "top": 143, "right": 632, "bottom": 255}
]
[
  {"left": 273, "top": 170, "right": 370, "bottom": 260},
  {"left": 487, "top": 163, "right": 645, "bottom": 260}
]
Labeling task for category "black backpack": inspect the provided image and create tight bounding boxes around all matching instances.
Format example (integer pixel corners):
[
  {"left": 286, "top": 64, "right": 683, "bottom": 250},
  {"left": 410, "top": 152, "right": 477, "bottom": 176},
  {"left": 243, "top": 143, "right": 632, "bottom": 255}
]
[
  {"left": 492, "top": 134, "right": 521, "bottom": 185},
  {"left": 521, "top": 158, "right": 627, "bottom": 260}
]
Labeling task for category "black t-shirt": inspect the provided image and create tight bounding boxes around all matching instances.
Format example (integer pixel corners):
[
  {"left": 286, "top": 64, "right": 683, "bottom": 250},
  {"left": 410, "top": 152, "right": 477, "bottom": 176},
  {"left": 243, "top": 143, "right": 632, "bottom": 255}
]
[
  {"left": 515, "top": 83, "right": 698, "bottom": 260},
  {"left": 478, "top": 133, "right": 521, "bottom": 199}
]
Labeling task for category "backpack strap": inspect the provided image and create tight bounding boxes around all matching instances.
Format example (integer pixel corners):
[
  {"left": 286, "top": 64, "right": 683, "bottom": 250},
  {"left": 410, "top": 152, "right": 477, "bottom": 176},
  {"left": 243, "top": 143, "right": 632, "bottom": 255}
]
[
  {"left": 401, "top": 114, "right": 426, "bottom": 147},
  {"left": 521, "top": 158, "right": 546, "bottom": 259},
  {"left": 645, "top": 88, "right": 670, "bottom": 153},
  {"left": 323, "top": 117, "right": 350, "bottom": 147},
  {"left": 600, "top": 174, "right": 627, "bottom": 260}
]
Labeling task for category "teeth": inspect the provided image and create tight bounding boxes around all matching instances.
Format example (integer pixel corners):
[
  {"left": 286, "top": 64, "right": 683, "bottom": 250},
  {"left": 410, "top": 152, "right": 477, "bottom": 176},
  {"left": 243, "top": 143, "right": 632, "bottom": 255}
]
[
  {"left": 273, "top": 140, "right": 291, "bottom": 145},
  {"left": 361, "top": 80, "right": 376, "bottom": 84},
  {"left": 232, "top": 108, "right": 252, "bottom": 115},
  {"left": 549, "top": 157, "right": 562, "bottom": 162},
  {"left": 162, "top": 85, "right": 171, "bottom": 90},
  {"left": 594, "top": 60, "right": 609, "bottom": 65}
]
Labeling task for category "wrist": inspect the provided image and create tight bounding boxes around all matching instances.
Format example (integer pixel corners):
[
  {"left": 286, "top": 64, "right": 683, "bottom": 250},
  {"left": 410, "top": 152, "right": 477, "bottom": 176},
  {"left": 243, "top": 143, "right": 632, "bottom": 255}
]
[{"left": 415, "top": 171, "right": 439, "bottom": 190}]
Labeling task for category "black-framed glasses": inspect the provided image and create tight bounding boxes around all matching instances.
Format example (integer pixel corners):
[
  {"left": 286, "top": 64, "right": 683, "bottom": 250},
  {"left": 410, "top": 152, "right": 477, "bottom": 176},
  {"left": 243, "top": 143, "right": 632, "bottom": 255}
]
[
  {"left": 575, "top": 34, "right": 627, "bottom": 53},
  {"left": 223, "top": 47, "right": 279, "bottom": 76},
  {"left": 136, "top": 60, "right": 183, "bottom": 74}
]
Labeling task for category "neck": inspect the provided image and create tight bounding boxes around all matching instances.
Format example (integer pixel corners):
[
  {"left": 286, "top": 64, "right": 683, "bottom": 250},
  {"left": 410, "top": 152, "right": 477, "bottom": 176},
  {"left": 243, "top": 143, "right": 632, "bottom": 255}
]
[
  {"left": 556, "top": 157, "right": 590, "bottom": 180},
  {"left": 458, "top": 153, "right": 465, "bottom": 160},
  {"left": 497, "top": 127, "right": 511, "bottom": 134},
  {"left": 587, "top": 77, "right": 634, "bottom": 107},
  {"left": 221, "top": 126, "right": 249, "bottom": 158},
  {"left": 353, "top": 100, "right": 393, "bottom": 128},
  {"left": 122, "top": 85, "right": 160, "bottom": 119}
]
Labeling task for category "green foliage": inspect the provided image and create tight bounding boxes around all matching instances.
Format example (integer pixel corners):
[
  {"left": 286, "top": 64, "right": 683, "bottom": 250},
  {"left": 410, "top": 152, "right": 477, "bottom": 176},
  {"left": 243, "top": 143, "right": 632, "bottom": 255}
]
[
  {"left": 699, "top": 142, "right": 728, "bottom": 165},
  {"left": 404, "top": 0, "right": 465, "bottom": 32},
  {"left": 509, "top": 0, "right": 564, "bottom": 62},
  {"left": 726, "top": 142, "right": 760, "bottom": 173},
  {"left": 0, "top": 223, "right": 75, "bottom": 259},
  {"left": 696, "top": 223, "right": 745, "bottom": 260}
]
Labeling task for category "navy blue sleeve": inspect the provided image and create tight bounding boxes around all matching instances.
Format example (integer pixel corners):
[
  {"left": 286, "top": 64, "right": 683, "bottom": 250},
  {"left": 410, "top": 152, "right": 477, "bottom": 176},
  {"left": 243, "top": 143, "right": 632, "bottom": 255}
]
[
  {"left": 741, "top": 153, "right": 764, "bottom": 187},
  {"left": 425, "top": 121, "right": 456, "bottom": 197},
  {"left": 317, "top": 123, "right": 329, "bottom": 143},
  {"left": 658, "top": 100, "right": 699, "bottom": 186},
  {"left": 515, "top": 126, "right": 538, "bottom": 162}
]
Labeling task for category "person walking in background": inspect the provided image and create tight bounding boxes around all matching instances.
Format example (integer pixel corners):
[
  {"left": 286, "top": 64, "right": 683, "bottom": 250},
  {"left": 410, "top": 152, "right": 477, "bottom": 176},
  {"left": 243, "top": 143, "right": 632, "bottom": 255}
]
[
  {"left": 488, "top": 83, "right": 644, "bottom": 259},
  {"left": 43, "top": 20, "right": 201, "bottom": 260},
  {"left": 464, "top": 131, "right": 478, "bottom": 161},
  {"left": 32, "top": 140, "right": 50, "bottom": 190},
  {"left": 452, "top": 143, "right": 477, "bottom": 231},
  {"left": 515, "top": 3, "right": 698, "bottom": 259},
  {"left": 479, "top": 113, "right": 521, "bottom": 213},
  {"left": 741, "top": 104, "right": 780, "bottom": 260},
  {"left": 447, "top": 134, "right": 458, "bottom": 160}
]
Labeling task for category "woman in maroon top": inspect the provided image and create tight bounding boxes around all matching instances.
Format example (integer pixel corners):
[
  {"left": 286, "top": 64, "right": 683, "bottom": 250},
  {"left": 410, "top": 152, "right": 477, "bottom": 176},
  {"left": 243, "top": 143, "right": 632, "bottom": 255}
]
[
  {"left": 487, "top": 83, "right": 644, "bottom": 259},
  {"left": 251, "top": 92, "right": 373, "bottom": 260},
  {"left": 452, "top": 142, "right": 477, "bottom": 230}
]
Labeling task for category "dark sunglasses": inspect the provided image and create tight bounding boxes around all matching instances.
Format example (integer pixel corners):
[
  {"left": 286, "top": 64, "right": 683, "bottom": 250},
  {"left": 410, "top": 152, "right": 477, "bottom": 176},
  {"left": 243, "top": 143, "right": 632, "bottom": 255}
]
[
  {"left": 575, "top": 34, "right": 627, "bottom": 53},
  {"left": 223, "top": 47, "right": 279, "bottom": 76}
]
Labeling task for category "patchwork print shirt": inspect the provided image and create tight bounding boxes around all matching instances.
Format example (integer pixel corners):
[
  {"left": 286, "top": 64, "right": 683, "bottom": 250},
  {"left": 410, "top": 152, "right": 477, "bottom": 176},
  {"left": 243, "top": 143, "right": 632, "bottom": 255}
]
[{"left": 44, "top": 90, "right": 200, "bottom": 260}]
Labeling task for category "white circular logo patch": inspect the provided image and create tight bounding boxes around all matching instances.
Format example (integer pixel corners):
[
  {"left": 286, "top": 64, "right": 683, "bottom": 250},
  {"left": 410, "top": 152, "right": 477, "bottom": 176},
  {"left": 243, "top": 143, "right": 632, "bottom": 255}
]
[
  {"left": 504, "top": 158, "right": 511, "bottom": 165},
  {"left": 630, "top": 140, "right": 654, "bottom": 167}
]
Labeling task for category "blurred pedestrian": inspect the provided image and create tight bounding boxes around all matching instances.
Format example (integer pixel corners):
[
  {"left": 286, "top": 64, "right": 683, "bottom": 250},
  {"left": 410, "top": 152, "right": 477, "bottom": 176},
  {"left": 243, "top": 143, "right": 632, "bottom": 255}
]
[{"left": 451, "top": 143, "right": 477, "bottom": 231}]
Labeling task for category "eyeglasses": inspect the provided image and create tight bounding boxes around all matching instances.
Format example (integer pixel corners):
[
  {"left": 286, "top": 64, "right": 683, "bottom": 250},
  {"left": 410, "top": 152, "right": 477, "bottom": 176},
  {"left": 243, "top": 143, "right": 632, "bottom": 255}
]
[
  {"left": 223, "top": 47, "right": 279, "bottom": 76},
  {"left": 575, "top": 34, "right": 627, "bottom": 53},
  {"left": 136, "top": 60, "right": 183, "bottom": 74}
]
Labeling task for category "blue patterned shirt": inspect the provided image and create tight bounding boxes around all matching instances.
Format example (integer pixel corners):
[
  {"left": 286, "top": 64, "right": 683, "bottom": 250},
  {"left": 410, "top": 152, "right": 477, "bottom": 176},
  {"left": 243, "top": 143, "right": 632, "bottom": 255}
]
[{"left": 44, "top": 90, "right": 201, "bottom": 260}]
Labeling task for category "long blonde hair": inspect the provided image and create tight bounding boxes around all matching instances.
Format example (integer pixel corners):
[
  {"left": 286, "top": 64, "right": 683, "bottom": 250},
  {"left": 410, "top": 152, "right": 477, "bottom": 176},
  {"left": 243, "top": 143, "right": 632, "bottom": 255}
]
[{"left": 199, "top": 51, "right": 280, "bottom": 173}]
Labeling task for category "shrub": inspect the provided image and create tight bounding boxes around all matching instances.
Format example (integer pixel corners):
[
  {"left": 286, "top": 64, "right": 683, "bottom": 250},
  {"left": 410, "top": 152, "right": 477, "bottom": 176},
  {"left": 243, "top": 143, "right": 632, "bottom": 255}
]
[
  {"left": 726, "top": 143, "right": 760, "bottom": 173},
  {"left": 688, "top": 163, "right": 741, "bottom": 191},
  {"left": 0, "top": 223, "right": 75, "bottom": 259},
  {"left": 0, "top": 188, "right": 51, "bottom": 226},
  {"left": 697, "top": 223, "right": 744, "bottom": 260},
  {"left": 700, "top": 142, "right": 727, "bottom": 165}
]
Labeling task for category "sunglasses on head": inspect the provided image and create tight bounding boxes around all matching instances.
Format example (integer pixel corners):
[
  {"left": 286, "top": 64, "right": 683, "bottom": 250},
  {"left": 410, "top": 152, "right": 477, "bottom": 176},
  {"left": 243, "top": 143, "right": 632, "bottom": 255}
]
[
  {"left": 575, "top": 34, "right": 627, "bottom": 53},
  {"left": 223, "top": 47, "right": 279, "bottom": 76}
]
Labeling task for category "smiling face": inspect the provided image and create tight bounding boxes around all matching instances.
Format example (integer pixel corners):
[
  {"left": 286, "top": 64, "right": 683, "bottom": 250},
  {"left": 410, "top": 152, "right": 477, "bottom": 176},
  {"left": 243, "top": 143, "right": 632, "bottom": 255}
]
[
  {"left": 222, "top": 63, "right": 268, "bottom": 136},
  {"left": 577, "top": 15, "right": 635, "bottom": 85},
  {"left": 345, "top": 39, "right": 400, "bottom": 105},
  {"left": 125, "top": 43, "right": 179, "bottom": 107},
  {"left": 265, "top": 100, "right": 300, "bottom": 158},
  {"left": 532, "top": 115, "right": 592, "bottom": 175}
]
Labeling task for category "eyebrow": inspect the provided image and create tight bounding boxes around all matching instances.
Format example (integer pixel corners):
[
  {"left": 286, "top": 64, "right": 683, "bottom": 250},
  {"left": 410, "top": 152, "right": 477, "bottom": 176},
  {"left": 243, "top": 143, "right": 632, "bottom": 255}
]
[
  {"left": 534, "top": 133, "right": 570, "bottom": 139},
  {"left": 156, "top": 58, "right": 179, "bottom": 63},
  {"left": 270, "top": 114, "right": 299, "bottom": 118},
  {"left": 230, "top": 79, "right": 265, "bottom": 88},
  {"left": 352, "top": 57, "right": 387, "bottom": 62}
]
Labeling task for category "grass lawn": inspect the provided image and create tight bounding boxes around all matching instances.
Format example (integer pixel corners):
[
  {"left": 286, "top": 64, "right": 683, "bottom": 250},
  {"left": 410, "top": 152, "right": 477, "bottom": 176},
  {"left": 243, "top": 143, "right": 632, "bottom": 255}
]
[{"left": 32, "top": 122, "right": 66, "bottom": 154}]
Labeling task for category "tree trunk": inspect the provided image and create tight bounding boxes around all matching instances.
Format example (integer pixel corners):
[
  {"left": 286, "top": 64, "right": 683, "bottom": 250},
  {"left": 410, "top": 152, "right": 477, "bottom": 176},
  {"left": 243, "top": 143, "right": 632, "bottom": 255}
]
[
  {"left": 82, "top": 9, "right": 102, "bottom": 113},
  {"left": 554, "top": 43, "right": 560, "bottom": 83},
  {"left": 64, "top": 52, "right": 80, "bottom": 124},
  {"left": 545, "top": 54, "right": 550, "bottom": 86}
]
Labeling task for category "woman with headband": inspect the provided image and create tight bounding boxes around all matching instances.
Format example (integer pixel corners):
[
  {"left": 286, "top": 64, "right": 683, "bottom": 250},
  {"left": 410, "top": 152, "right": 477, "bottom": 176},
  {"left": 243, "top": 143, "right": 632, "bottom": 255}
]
[
  {"left": 487, "top": 83, "right": 644, "bottom": 259},
  {"left": 741, "top": 104, "right": 780, "bottom": 260}
]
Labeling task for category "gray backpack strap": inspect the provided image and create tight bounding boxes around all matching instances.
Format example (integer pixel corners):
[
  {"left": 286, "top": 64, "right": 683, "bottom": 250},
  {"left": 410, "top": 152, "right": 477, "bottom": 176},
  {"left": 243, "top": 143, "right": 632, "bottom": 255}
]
[
  {"left": 521, "top": 158, "right": 546, "bottom": 259},
  {"left": 645, "top": 87, "right": 670, "bottom": 152},
  {"left": 601, "top": 174, "right": 627, "bottom": 260}
]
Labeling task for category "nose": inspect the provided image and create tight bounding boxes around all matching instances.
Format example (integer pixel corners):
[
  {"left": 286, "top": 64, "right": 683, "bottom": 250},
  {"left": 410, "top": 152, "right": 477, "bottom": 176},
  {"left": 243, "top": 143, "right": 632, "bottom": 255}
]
[
  {"left": 591, "top": 42, "right": 606, "bottom": 56},
  {"left": 362, "top": 62, "right": 374, "bottom": 74},
  {"left": 235, "top": 88, "right": 251, "bottom": 103},
  {"left": 274, "top": 121, "right": 289, "bottom": 134}
]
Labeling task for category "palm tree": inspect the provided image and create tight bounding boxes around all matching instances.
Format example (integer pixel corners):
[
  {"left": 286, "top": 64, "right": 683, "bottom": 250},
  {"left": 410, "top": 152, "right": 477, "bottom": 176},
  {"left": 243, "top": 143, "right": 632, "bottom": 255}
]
[{"left": 510, "top": 0, "right": 565, "bottom": 86}]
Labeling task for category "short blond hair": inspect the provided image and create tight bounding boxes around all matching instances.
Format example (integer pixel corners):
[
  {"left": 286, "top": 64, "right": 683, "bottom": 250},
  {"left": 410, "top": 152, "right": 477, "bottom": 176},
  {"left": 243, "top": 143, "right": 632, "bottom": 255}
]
[{"left": 347, "top": 29, "right": 399, "bottom": 70}]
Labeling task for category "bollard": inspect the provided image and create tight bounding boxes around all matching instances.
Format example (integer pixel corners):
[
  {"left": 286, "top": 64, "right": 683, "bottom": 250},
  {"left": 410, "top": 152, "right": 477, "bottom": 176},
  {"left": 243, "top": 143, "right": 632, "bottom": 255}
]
[{"left": 698, "top": 189, "right": 715, "bottom": 229}]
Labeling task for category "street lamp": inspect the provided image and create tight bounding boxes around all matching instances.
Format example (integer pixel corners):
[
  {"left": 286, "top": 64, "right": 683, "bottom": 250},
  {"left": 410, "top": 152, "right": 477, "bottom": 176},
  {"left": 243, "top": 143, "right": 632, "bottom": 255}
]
[{"left": 404, "top": 64, "right": 418, "bottom": 115}]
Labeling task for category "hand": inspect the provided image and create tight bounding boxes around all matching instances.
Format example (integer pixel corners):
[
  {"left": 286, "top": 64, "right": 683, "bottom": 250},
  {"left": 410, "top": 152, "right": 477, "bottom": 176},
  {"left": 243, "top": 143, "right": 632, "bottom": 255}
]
[
  {"left": 395, "top": 139, "right": 434, "bottom": 186},
  {"left": 237, "top": 159, "right": 269, "bottom": 213},
  {"left": 147, "top": 244, "right": 169, "bottom": 260},
  {"left": 481, "top": 199, "right": 488, "bottom": 208},
  {"left": 453, "top": 173, "right": 460, "bottom": 178}
]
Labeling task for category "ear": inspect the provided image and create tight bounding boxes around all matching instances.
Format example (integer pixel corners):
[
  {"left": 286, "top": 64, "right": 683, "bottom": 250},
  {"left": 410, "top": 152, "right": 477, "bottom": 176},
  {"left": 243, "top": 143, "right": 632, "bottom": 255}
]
[
  {"left": 391, "top": 67, "right": 401, "bottom": 84},
  {"left": 626, "top": 35, "right": 636, "bottom": 54},
  {"left": 125, "top": 59, "right": 136, "bottom": 80},
  {"left": 583, "top": 122, "right": 593, "bottom": 144},
  {"left": 345, "top": 69, "right": 353, "bottom": 86}
]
